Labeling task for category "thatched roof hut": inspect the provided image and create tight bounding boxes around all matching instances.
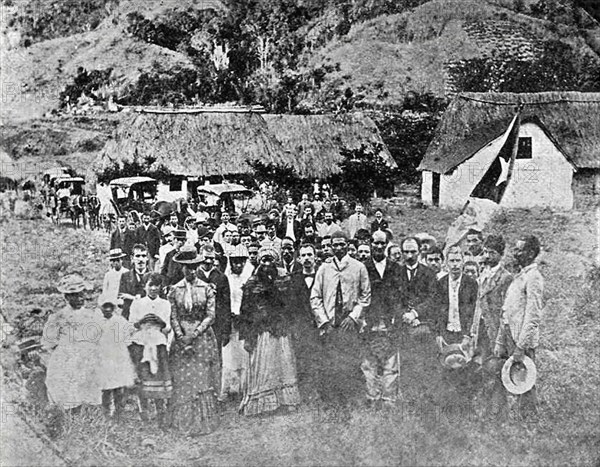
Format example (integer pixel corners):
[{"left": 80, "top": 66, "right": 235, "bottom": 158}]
[
  {"left": 263, "top": 113, "right": 395, "bottom": 178},
  {"left": 419, "top": 92, "right": 600, "bottom": 209},
  {"left": 419, "top": 91, "right": 600, "bottom": 174},
  {"left": 97, "top": 109, "right": 395, "bottom": 180},
  {"left": 98, "top": 110, "right": 285, "bottom": 177}
]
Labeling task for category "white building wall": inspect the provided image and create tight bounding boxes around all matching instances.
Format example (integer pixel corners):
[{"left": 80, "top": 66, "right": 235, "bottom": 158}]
[
  {"left": 435, "top": 122, "right": 574, "bottom": 209},
  {"left": 421, "top": 171, "right": 433, "bottom": 205},
  {"left": 438, "top": 134, "right": 505, "bottom": 208},
  {"left": 501, "top": 122, "right": 574, "bottom": 209}
]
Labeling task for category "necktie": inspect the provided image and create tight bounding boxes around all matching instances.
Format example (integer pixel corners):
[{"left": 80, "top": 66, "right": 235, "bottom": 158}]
[
  {"left": 408, "top": 268, "right": 414, "bottom": 281},
  {"left": 334, "top": 280, "right": 344, "bottom": 327}
]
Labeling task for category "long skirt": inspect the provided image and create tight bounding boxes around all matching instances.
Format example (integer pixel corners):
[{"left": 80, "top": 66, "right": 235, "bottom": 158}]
[
  {"left": 239, "top": 331, "right": 301, "bottom": 416},
  {"left": 169, "top": 329, "right": 220, "bottom": 435},
  {"left": 128, "top": 344, "right": 173, "bottom": 399},
  {"left": 46, "top": 341, "right": 102, "bottom": 410},
  {"left": 220, "top": 328, "right": 248, "bottom": 398}
]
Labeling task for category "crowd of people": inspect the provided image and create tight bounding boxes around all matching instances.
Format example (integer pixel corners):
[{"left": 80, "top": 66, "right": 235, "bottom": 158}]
[{"left": 41, "top": 190, "right": 545, "bottom": 436}]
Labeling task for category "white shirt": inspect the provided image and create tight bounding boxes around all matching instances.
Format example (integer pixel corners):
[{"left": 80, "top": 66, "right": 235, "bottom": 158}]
[
  {"left": 102, "top": 267, "right": 129, "bottom": 305},
  {"left": 374, "top": 258, "right": 386, "bottom": 279},
  {"left": 447, "top": 274, "right": 462, "bottom": 332},
  {"left": 285, "top": 218, "right": 296, "bottom": 241},
  {"left": 406, "top": 263, "right": 418, "bottom": 281},
  {"left": 226, "top": 263, "right": 253, "bottom": 315},
  {"left": 128, "top": 296, "right": 172, "bottom": 346}
]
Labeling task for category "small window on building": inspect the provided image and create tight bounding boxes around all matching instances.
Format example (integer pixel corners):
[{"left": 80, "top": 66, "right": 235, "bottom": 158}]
[
  {"left": 517, "top": 137, "right": 532, "bottom": 159},
  {"left": 169, "top": 179, "right": 182, "bottom": 191}
]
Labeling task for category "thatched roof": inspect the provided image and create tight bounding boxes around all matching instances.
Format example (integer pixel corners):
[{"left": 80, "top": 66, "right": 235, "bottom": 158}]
[
  {"left": 97, "top": 110, "right": 395, "bottom": 179},
  {"left": 98, "top": 111, "right": 286, "bottom": 177},
  {"left": 419, "top": 92, "right": 600, "bottom": 173},
  {"left": 263, "top": 113, "right": 395, "bottom": 178}
]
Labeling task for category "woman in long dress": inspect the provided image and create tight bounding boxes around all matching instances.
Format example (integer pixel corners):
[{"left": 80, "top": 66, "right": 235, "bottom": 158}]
[
  {"left": 168, "top": 246, "right": 220, "bottom": 435},
  {"left": 42, "top": 274, "right": 103, "bottom": 411},
  {"left": 238, "top": 247, "right": 301, "bottom": 416}
]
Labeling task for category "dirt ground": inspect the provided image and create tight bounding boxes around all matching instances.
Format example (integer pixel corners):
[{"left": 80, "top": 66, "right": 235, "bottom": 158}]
[{"left": 1, "top": 202, "right": 599, "bottom": 466}]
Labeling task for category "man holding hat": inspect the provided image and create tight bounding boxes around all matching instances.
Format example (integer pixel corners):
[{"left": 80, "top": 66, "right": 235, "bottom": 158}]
[
  {"left": 493, "top": 235, "right": 544, "bottom": 417},
  {"left": 102, "top": 248, "right": 129, "bottom": 305}
]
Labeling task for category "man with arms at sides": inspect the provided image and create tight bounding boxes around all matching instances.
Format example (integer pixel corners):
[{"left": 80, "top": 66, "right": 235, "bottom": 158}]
[
  {"left": 347, "top": 204, "right": 369, "bottom": 240},
  {"left": 310, "top": 231, "right": 371, "bottom": 416},
  {"left": 119, "top": 244, "right": 152, "bottom": 319},
  {"left": 493, "top": 235, "right": 544, "bottom": 418},
  {"left": 288, "top": 243, "right": 320, "bottom": 399},
  {"left": 196, "top": 245, "right": 232, "bottom": 356},
  {"left": 102, "top": 248, "right": 129, "bottom": 304},
  {"left": 280, "top": 237, "right": 302, "bottom": 275},
  {"left": 110, "top": 215, "right": 128, "bottom": 250},
  {"left": 277, "top": 207, "right": 303, "bottom": 245},
  {"left": 470, "top": 235, "right": 513, "bottom": 364},
  {"left": 136, "top": 213, "right": 161, "bottom": 271},
  {"left": 361, "top": 231, "right": 402, "bottom": 408}
]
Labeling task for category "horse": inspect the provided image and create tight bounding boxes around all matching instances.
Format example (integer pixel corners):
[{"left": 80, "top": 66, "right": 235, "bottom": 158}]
[{"left": 85, "top": 195, "right": 101, "bottom": 230}]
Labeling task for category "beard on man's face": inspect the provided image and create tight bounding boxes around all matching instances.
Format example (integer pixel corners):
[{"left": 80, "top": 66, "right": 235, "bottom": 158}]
[{"left": 257, "top": 264, "right": 278, "bottom": 283}]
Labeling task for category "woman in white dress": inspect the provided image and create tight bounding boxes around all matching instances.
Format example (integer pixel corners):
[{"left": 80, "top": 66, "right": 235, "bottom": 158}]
[{"left": 42, "top": 274, "right": 103, "bottom": 411}]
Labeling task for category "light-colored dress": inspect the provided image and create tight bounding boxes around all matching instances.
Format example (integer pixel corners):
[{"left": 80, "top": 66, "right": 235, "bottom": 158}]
[
  {"left": 97, "top": 313, "right": 136, "bottom": 390},
  {"left": 220, "top": 263, "right": 253, "bottom": 398},
  {"left": 42, "top": 306, "right": 103, "bottom": 409}
]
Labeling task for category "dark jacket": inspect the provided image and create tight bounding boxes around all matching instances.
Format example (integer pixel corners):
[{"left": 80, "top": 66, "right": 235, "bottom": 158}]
[
  {"left": 197, "top": 268, "right": 232, "bottom": 346},
  {"left": 119, "top": 269, "right": 150, "bottom": 319},
  {"left": 288, "top": 270, "right": 317, "bottom": 328},
  {"left": 281, "top": 258, "right": 303, "bottom": 276},
  {"left": 364, "top": 258, "right": 403, "bottom": 330},
  {"left": 110, "top": 228, "right": 126, "bottom": 250},
  {"left": 239, "top": 275, "right": 292, "bottom": 344},
  {"left": 433, "top": 273, "right": 478, "bottom": 344},
  {"left": 276, "top": 219, "right": 304, "bottom": 242},
  {"left": 136, "top": 224, "right": 161, "bottom": 258},
  {"left": 161, "top": 249, "right": 183, "bottom": 286},
  {"left": 122, "top": 230, "right": 139, "bottom": 258},
  {"left": 370, "top": 219, "right": 389, "bottom": 233},
  {"left": 397, "top": 263, "right": 438, "bottom": 318}
]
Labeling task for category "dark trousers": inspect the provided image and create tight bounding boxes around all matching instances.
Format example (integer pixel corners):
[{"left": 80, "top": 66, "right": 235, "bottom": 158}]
[{"left": 317, "top": 329, "right": 361, "bottom": 407}]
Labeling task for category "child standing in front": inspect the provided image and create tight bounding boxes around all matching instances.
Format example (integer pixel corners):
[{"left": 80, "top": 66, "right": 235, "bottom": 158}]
[{"left": 97, "top": 294, "right": 136, "bottom": 419}]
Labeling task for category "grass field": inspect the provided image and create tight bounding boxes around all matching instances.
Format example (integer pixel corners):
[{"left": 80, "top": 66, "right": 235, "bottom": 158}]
[{"left": 1, "top": 201, "right": 599, "bottom": 466}]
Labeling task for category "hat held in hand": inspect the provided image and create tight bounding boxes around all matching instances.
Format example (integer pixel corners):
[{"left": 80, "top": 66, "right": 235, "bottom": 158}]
[{"left": 501, "top": 356, "right": 537, "bottom": 395}]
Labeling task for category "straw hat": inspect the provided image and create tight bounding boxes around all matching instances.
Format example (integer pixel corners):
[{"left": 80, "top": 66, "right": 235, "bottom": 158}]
[
  {"left": 230, "top": 244, "right": 249, "bottom": 259},
  {"left": 57, "top": 274, "right": 91, "bottom": 294},
  {"left": 436, "top": 335, "right": 470, "bottom": 370},
  {"left": 501, "top": 356, "right": 537, "bottom": 395},
  {"left": 107, "top": 248, "right": 127, "bottom": 260},
  {"left": 173, "top": 245, "right": 203, "bottom": 265}
]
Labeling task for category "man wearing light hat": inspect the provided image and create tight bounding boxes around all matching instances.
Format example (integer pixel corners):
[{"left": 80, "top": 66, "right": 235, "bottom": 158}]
[
  {"left": 493, "top": 235, "right": 544, "bottom": 417},
  {"left": 102, "top": 248, "right": 129, "bottom": 305}
]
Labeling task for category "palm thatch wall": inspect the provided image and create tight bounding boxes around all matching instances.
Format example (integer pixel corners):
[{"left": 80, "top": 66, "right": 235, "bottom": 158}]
[
  {"left": 263, "top": 113, "right": 395, "bottom": 178},
  {"left": 419, "top": 92, "right": 600, "bottom": 174},
  {"left": 97, "top": 110, "right": 395, "bottom": 179},
  {"left": 98, "top": 111, "right": 286, "bottom": 177}
]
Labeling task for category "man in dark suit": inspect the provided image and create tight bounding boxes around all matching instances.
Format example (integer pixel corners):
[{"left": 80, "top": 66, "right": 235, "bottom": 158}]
[
  {"left": 432, "top": 245, "right": 478, "bottom": 404},
  {"left": 370, "top": 210, "right": 389, "bottom": 234},
  {"left": 288, "top": 243, "right": 320, "bottom": 396},
  {"left": 281, "top": 237, "right": 302, "bottom": 275},
  {"left": 110, "top": 215, "right": 127, "bottom": 250},
  {"left": 136, "top": 213, "right": 161, "bottom": 271},
  {"left": 196, "top": 244, "right": 232, "bottom": 352},
  {"left": 396, "top": 236, "right": 438, "bottom": 402},
  {"left": 118, "top": 244, "right": 151, "bottom": 319},
  {"left": 362, "top": 231, "right": 402, "bottom": 407},
  {"left": 276, "top": 208, "right": 303, "bottom": 244},
  {"left": 160, "top": 230, "right": 187, "bottom": 286}
]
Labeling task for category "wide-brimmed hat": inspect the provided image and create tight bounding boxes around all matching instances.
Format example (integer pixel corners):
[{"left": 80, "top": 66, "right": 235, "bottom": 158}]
[
  {"left": 57, "top": 274, "right": 91, "bottom": 294},
  {"left": 501, "top": 356, "right": 537, "bottom": 395},
  {"left": 162, "top": 226, "right": 175, "bottom": 238},
  {"left": 173, "top": 245, "right": 203, "bottom": 265},
  {"left": 107, "top": 248, "right": 127, "bottom": 260},
  {"left": 255, "top": 224, "right": 268, "bottom": 234},
  {"left": 197, "top": 225, "right": 212, "bottom": 239}
]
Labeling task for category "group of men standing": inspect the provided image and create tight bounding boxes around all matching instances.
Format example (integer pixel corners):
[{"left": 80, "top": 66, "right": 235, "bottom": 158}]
[{"left": 105, "top": 196, "right": 544, "bottom": 421}]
